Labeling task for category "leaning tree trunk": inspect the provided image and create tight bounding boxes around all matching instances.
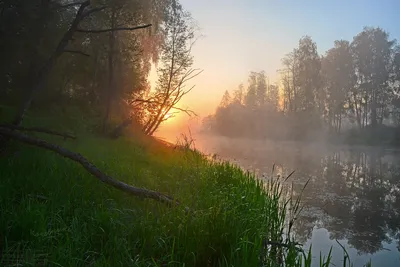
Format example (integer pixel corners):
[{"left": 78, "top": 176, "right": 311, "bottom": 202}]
[
  {"left": 148, "top": 108, "right": 170, "bottom": 136},
  {"left": 12, "top": 1, "right": 91, "bottom": 127}
]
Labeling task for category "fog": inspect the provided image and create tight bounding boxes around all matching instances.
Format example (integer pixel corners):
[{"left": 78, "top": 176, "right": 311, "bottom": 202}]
[
  {"left": 157, "top": 130, "right": 400, "bottom": 267},
  {"left": 157, "top": 98, "right": 400, "bottom": 267}
]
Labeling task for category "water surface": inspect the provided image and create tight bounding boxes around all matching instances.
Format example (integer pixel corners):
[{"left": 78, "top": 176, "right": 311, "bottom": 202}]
[{"left": 189, "top": 134, "right": 400, "bottom": 267}]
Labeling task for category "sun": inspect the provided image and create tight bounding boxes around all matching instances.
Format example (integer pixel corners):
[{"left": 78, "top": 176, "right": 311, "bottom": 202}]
[{"left": 163, "top": 112, "right": 174, "bottom": 121}]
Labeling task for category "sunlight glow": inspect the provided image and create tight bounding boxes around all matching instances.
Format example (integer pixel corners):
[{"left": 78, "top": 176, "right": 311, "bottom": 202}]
[{"left": 163, "top": 112, "right": 174, "bottom": 121}]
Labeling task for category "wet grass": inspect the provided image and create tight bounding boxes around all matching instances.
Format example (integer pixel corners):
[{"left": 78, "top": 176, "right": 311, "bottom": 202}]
[{"left": 0, "top": 109, "right": 371, "bottom": 266}]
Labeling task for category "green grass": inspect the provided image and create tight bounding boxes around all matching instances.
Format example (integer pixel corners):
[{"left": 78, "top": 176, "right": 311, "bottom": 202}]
[{"left": 0, "top": 108, "right": 370, "bottom": 266}]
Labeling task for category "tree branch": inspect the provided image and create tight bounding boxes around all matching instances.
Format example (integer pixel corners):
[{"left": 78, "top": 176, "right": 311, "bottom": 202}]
[
  {"left": 63, "top": 49, "right": 90, "bottom": 57},
  {"left": 0, "top": 127, "right": 183, "bottom": 208},
  {"left": 180, "top": 69, "right": 203, "bottom": 86},
  {"left": 133, "top": 99, "right": 197, "bottom": 117},
  {"left": 76, "top": 24, "right": 152, "bottom": 34},
  {"left": 171, "top": 106, "right": 196, "bottom": 116},
  {"left": 0, "top": 124, "right": 76, "bottom": 140}
]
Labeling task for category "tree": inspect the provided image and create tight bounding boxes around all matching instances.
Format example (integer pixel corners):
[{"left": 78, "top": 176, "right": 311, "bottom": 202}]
[
  {"left": 90, "top": 0, "right": 168, "bottom": 132},
  {"left": 201, "top": 115, "right": 216, "bottom": 132},
  {"left": 296, "top": 36, "right": 322, "bottom": 114},
  {"left": 0, "top": 0, "right": 69, "bottom": 105},
  {"left": 280, "top": 49, "right": 300, "bottom": 114},
  {"left": 245, "top": 71, "right": 257, "bottom": 109},
  {"left": 143, "top": 1, "right": 202, "bottom": 136},
  {"left": 256, "top": 71, "right": 267, "bottom": 107},
  {"left": 207, "top": 26, "right": 400, "bottom": 145},
  {"left": 391, "top": 46, "right": 400, "bottom": 125},
  {"left": 219, "top": 90, "right": 232, "bottom": 108},
  {"left": 321, "top": 40, "right": 355, "bottom": 133},
  {"left": 233, "top": 83, "right": 245, "bottom": 105},
  {"left": 8, "top": 0, "right": 156, "bottom": 127},
  {"left": 351, "top": 27, "right": 397, "bottom": 128},
  {"left": 266, "top": 84, "right": 280, "bottom": 112}
]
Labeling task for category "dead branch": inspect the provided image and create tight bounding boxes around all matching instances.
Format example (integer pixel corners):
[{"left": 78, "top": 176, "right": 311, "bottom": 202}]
[
  {"left": 180, "top": 69, "right": 203, "bottom": 86},
  {"left": 63, "top": 49, "right": 90, "bottom": 57},
  {"left": 0, "top": 127, "right": 182, "bottom": 207},
  {"left": 0, "top": 124, "right": 76, "bottom": 140},
  {"left": 169, "top": 106, "right": 196, "bottom": 116},
  {"left": 169, "top": 68, "right": 203, "bottom": 98},
  {"left": 76, "top": 24, "right": 152, "bottom": 34}
]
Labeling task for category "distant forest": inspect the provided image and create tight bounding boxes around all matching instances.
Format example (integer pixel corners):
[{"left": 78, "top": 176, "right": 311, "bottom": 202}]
[{"left": 202, "top": 27, "right": 400, "bottom": 145}]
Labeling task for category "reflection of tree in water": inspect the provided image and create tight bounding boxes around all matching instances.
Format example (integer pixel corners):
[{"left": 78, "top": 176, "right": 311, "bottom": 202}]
[
  {"left": 196, "top": 137, "right": 400, "bottom": 255},
  {"left": 289, "top": 149, "right": 400, "bottom": 255}
]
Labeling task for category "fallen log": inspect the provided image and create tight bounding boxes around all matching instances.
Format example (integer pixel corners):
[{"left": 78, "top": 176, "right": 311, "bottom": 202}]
[{"left": 0, "top": 126, "right": 181, "bottom": 207}]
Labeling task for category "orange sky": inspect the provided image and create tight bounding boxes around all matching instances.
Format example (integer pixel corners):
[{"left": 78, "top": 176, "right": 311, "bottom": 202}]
[
  {"left": 148, "top": 0, "right": 400, "bottom": 138},
  {"left": 147, "top": 1, "right": 300, "bottom": 132}
]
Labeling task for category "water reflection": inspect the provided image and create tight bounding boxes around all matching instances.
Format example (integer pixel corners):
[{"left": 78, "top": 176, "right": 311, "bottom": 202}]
[
  {"left": 292, "top": 151, "right": 400, "bottom": 254},
  {"left": 191, "top": 135, "right": 400, "bottom": 266}
]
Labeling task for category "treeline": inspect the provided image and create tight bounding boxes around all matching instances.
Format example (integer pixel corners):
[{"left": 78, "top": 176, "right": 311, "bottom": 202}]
[
  {"left": 0, "top": 0, "right": 199, "bottom": 136},
  {"left": 202, "top": 27, "right": 400, "bottom": 144}
]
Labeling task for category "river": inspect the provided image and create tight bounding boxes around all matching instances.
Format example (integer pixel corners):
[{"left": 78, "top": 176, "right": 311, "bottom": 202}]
[{"left": 159, "top": 132, "right": 400, "bottom": 267}]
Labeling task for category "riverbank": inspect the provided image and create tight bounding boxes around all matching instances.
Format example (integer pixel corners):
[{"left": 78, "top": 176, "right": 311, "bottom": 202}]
[{"left": 0, "top": 109, "right": 366, "bottom": 266}]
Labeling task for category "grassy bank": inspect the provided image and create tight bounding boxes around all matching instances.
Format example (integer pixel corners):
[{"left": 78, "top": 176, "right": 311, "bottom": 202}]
[{"left": 0, "top": 109, "right": 366, "bottom": 266}]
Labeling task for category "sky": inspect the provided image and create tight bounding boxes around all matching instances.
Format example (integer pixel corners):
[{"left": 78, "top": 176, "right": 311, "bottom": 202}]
[{"left": 150, "top": 0, "right": 400, "bottom": 133}]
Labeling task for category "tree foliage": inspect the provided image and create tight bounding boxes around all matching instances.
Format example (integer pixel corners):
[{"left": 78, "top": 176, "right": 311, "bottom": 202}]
[
  {"left": 205, "top": 27, "right": 400, "bottom": 144},
  {"left": 0, "top": 0, "right": 198, "bottom": 136}
]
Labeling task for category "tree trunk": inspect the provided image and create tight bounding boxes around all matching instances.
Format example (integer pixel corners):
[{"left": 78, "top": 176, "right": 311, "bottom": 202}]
[
  {"left": 379, "top": 106, "right": 384, "bottom": 125},
  {"left": 12, "top": 1, "right": 90, "bottom": 126},
  {"left": 102, "top": 8, "right": 117, "bottom": 133},
  {"left": 144, "top": 112, "right": 161, "bottom": 135},
  {"left": 89, "top": 49, "right": 99, "bottom": 104},
  {"left": 328, "top": 110, "right": 333, "bottom": 133},
  {"left": 292, "top": 67, "right": 297, "bottom": 113},
  {"left": 353, "top": 93, "right": 362, "bottom": 130},
  {"left": 364, "top": 100, "right": 368, "bottom": 128},
  {"left": 148, "top": 110, "right": 168, "bottom": 136},
  {"left": 370, "top": 96, "right": 377, "bottom": 128}
]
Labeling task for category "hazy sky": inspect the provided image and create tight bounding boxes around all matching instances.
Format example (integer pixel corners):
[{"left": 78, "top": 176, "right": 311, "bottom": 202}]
[{"left": 151, "top": 0, "right": 400, "bottom": 132}]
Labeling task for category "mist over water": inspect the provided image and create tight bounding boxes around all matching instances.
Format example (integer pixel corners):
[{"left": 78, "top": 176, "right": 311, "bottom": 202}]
[{"left": 159, "top": 131, "right": 400, "bottom": 267}]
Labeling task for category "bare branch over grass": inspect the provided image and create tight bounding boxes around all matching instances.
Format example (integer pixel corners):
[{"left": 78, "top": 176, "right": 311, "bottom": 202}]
[{"left": 0, "top": 127, "right": 183, "bottom": 207}]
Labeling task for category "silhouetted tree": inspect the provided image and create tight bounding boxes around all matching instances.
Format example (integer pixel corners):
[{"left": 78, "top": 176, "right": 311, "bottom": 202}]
[
  {"left": 143, "top": 1, "right": 202, "bottom": 136},
  {"left": 219, "top": 90, "right": 232, "bottom": 108},
  {"left": 351, "top": 27, "right": 397, "bottom": 129},
  {"left": 204, "top": 27, "right": 400, "bottom": 145},
  {"left": 321, "top": 40, "right": 355, "bottom": 133}
]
